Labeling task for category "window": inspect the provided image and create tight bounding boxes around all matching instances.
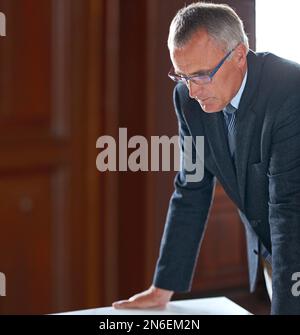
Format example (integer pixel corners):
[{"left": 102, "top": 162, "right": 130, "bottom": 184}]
[{"left": 256, "top": 0, "right": 300, "bottom": 63}]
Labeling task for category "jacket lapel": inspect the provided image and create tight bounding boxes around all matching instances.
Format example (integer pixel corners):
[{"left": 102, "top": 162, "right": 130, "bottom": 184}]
[
  {"left": 202, "top": 111, "right": 243, "bottom": 209},
  {"left": 234, "top": 51, "right": 263, "bottom": 208},
  {"left": 235, "top": 106, "right": 256, "bottom": 209},
  {"left": 182, "top": 99, "right": 242, "bottom": 207}
]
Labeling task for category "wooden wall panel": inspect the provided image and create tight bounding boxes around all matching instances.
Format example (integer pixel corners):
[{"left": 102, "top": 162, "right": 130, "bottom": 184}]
[
  {"left": 0, "top": 0, "right": 256, "bottom": 312},
  {"left": 193, "top": 183, "right": 248, "bottom": 292},
  {"left": 0, "top": 171, "right": 53, "bottom": 314},
  {"left": 0, "top": 0, "right": 52, "bottom": 136},
  {"left": 84, "top": 0, "right": 105, "bottom": 308},
  {"left": 117, "top": 0, "right": 148, "bottom": 298},
  {"left": 101, "top": 0, "right": 120, "bottom": 306},
  {"left": 0, "top": 0, "right": 104, "bottom": 314}
]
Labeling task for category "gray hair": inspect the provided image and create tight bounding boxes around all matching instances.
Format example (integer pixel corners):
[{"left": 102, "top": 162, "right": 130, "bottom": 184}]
[{"left": 168, "top": 2, "right": 249, "bottom": 53}]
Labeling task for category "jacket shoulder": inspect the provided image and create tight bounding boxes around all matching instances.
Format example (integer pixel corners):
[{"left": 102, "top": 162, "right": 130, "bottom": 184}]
[{"left": 258, "top": 52, "right": 300, "bottom": 90}]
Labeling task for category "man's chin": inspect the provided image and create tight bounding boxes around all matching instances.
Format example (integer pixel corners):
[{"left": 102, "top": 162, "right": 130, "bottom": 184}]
[{"left": 199, "top": 103, "right": 222, "bottom": 113}]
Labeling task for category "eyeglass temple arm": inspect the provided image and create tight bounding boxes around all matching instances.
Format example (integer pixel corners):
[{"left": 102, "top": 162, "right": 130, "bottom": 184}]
[{"left": 209, "top": 49, "right": 233, "bottom": 78}]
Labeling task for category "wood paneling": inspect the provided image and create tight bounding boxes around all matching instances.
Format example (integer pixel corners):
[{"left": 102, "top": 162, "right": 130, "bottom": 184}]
[
  {"left": 0, "top": 0, "right": 256, "bottom": 313},
  {"left": 101, "top": 0, "right": 120, "bottom": 305},
  {"left": 0, "top": 0, "right": 52, "bottom": 136},
  {"left": 193, "top": 183, "right": 248, "bottom": 292},
  {"left": 117, "top": 0, "right": 148, "bottom": 299},
  {"left": 0, "top": 0, "right": 104, "bottom": 314},
  {"left": 0, "top": 171, "right": 53, "bottom": 314},
  {"left": 83, "top": 0, "right": 104, "bottom": 308}
]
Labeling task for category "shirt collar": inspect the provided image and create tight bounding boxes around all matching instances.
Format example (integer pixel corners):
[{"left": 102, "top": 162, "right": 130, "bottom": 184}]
[{"left": 230, "top": 71, "right": 248, "bottom": 110}]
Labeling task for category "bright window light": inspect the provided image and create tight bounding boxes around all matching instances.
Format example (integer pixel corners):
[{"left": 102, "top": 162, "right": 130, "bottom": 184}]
[{"left": 256, "top": 0, "right": 300, "bottom": 63}]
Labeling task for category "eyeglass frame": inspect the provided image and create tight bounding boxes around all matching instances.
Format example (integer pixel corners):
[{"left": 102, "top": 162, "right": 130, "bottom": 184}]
[{"left": 168, "top": 45, "right": 238, "bottom": 86}]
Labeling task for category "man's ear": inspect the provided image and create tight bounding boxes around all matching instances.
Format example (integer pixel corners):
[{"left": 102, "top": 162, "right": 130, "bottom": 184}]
[{"left": 235, "top": 43, "right": 247, "bottom": 67}]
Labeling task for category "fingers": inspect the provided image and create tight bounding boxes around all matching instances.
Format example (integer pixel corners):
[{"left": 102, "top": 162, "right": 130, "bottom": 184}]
[
  {"left": 112, "top": 300, "right": 157, "bottom": 309},
  {"left": 112, "top": 297, "right": 165, "bottom": 309},
  {"left": 112, "top": 295, "right": 165, "bottom": 309},
  {"left": 112, "top": 300, "right": 134, "bottom": 309},
  {"left": 112, "top": 286, "right": 174, "bottom": 310}
]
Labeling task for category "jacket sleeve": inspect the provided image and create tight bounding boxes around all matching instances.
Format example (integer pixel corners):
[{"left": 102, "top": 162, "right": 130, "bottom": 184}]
[
  {"left": 152, "top": 85, "right": 216, "bottom": 292},
  {"left": 269, "top": 94, "right": 300, "bottom": 314}
]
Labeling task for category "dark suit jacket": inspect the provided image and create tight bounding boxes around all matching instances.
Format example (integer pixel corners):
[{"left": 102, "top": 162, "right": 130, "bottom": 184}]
[{"left": 153, "top": 50, "right": 300, "bottom": 314}]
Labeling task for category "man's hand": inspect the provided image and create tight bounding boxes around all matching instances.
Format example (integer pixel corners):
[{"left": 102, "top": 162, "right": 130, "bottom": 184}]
[{"left": 112, "top": 285, "right": 174, "bottom": 309}]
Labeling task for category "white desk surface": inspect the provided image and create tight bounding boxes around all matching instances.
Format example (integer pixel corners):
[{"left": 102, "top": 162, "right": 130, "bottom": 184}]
[{"left": 58, "top": 297, "right": 251, "bottom": 315}]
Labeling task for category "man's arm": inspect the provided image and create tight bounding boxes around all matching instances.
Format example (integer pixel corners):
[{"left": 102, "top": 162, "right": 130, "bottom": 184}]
[
  {"left": 152, "top": 84, "right": 215, "bottom": 292},
  {"left": 113, "top": 84, "right": 215, "bottom": 309},
  {"left": 269, "top": 94, "right": 300, "bottom": 314}
]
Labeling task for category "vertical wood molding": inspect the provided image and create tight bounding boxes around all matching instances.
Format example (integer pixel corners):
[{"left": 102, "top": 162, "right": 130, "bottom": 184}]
[
  {"left": 51, "top": 0, "right": 71, "bottom": 139},
  {"left": 51, "top": 0, "right": 72, "bottom": 310},
  {"left": 145, "top": 0, "right": 159, "bottom": 287},
  {"left": 85, "top": 0, "right": 103, "bottom": 307},
  {"left": 0, "top": 0, "right": 13, "bottom": 119},
  {"left": 51, "top": 166, "right": 71, "bottom": 311},
  {"left": 103, "top": 0, "right": 120, "bottom": 305}
]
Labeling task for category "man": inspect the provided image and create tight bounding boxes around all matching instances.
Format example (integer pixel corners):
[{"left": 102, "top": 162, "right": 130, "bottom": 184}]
[{"left": 113, "top": 2, "right": 300, "bottom": 314}]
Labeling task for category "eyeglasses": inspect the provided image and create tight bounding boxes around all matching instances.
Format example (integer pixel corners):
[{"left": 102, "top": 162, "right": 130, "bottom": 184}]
[{"left": 168, "top": 47, "right": 236, "bottom": 86}]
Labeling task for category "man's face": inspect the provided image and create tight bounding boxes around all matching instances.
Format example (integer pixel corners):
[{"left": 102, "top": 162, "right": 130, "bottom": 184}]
[{"left": 170, "top": 30, "right": 247, "bottom": 113}]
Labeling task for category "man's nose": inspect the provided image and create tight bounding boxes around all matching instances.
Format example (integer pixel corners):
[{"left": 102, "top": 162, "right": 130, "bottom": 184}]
[{"left": 187, "top": 80, "right": 203, "bottom": 100}]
